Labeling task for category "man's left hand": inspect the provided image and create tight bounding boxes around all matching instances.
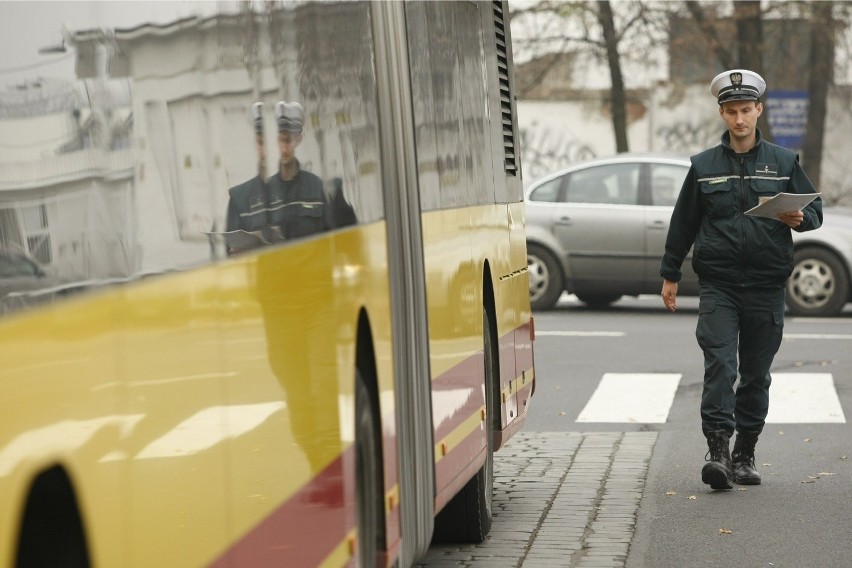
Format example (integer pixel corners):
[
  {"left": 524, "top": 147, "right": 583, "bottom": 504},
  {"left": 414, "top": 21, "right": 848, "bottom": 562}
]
[{"left": 777, "top": 210, "right": 804, "bottom": 228}]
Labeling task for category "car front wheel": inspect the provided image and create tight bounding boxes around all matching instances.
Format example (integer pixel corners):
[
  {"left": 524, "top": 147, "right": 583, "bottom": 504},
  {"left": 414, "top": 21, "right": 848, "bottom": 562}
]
[
  {"left": 786, "top": 247, "right": 850, "bottom": 317},
  {"left": 527, "top": 243, "right": 564, "bottom": 311}
]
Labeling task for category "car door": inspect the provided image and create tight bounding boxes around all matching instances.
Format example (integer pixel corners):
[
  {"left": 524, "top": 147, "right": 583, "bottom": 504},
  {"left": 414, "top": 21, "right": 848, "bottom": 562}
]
[
  {"left": 551, "top": 162, "right": 645, "bottom": 293},
  {"left": 644, "top": 162, "right": 698, "bottom": 293}
]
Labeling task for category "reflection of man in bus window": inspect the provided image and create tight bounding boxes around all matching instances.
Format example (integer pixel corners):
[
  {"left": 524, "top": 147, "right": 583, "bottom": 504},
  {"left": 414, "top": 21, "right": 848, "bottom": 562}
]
[
  {"left": 227, "top": 101, "right": 355, "bottom": 251},
  {"left": 265, "top": 101, "right": 331, "bottom": 240},
  {"left": 226, "top": 102, "right": 271, "bottom": 235}
]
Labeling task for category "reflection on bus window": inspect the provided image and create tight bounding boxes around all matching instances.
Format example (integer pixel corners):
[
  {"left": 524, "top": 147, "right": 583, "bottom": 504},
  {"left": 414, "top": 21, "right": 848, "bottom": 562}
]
[
  {"left": 222, "top": 101, "right": 356, "bottom": 255},
  {"left": 0, "top": 1, "right": 379, "bottom": 315}
]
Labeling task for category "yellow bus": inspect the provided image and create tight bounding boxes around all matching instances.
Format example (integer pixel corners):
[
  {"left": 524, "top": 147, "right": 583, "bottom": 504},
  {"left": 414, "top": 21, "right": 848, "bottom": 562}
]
[{"left": 0, "top": 1, "right": 535, "bottom": 566}]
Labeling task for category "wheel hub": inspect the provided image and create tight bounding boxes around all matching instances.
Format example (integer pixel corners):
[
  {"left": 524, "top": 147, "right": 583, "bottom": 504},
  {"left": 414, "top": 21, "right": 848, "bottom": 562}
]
[{"left": 791, "top": 260, "right": 834, "bottom": 307}]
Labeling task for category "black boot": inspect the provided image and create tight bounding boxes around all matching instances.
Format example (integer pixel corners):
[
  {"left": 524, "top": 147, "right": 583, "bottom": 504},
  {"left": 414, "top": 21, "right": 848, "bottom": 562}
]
[
  {"left": 702, "top": 430, "right": 733, "bottom": 490},
  {"left": 732, "top": 430, "right": 761, "bottom": 485}
]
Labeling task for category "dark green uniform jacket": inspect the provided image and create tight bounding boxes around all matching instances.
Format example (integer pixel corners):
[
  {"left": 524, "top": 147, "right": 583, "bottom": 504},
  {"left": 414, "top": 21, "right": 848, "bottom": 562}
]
[
  {"left": 226, "top": 165, "right": 355, "bottom": 241},
  {"left": 226, "top": 167, "right": 329, "bottom": 240},
  {"left": 660, "top": 130, "right": 822, "bottom": 288}
]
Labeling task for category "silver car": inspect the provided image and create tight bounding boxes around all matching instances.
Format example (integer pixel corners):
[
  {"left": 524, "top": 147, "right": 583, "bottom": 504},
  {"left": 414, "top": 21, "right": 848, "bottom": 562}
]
[{"left": 525, "top": 153, "right": 852, "bottom": 317}]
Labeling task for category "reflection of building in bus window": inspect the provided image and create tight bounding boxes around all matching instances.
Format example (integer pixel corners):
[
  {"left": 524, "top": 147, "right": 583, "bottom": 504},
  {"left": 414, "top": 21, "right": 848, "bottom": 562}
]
[{"left": 225, "top": 101, "right": 356, "bottom": 254}]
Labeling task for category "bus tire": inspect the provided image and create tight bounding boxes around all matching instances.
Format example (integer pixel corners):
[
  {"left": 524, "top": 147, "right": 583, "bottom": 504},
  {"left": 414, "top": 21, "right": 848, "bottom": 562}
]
[
  {"left": 355, "top": 372, "right": 383, "bottom": 567},
  {"left": 16, "top": 467, "right": 90, "bottom": 568},
  {"left": 433, "top": 308, "right": 495, "bottom": 543}
]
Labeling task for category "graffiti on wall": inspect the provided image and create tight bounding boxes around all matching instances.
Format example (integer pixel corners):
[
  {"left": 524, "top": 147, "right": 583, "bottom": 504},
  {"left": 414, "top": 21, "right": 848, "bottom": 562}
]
[{"left": 518, "top": 126, "right": 597, "bottom": 184}]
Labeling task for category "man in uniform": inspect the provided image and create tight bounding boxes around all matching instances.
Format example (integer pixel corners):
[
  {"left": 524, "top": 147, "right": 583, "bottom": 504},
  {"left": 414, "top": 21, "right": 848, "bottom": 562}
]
[
  {"left": 226, "top": 101, "right": 354, "bottom": 252},
  {"left": 659, "top": 69, "right": 822, "bottom": 490},
  {"left": 225, "top": 102, "right": 274, "bottom": 251}
]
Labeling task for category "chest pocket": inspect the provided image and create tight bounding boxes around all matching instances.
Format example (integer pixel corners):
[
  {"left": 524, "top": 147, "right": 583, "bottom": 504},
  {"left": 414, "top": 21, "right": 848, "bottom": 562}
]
[
  {"left": 749, "top": 178, "right": 785, "bottom": 209},
  {"left": 284, "top": 202, "right": 326, "bottom": 240},
  {"left": 699, "top": 176, "right": 738, "bottom": 218}
]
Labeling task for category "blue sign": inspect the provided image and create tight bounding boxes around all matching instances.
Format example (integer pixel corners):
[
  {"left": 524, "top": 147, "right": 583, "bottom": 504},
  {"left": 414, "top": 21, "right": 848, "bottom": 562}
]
[{"left": 766, "top": 91, "right": 808, "bottom": 151}]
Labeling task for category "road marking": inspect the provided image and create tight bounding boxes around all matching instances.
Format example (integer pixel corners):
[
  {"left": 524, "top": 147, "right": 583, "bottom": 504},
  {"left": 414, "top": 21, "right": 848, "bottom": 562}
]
[
  {"left": 536, "top": 331, "right": 851, "bottom": 339},
  {"left": 766, "top": 373, "right": 846, "bottom": 423},
  {"left": 784, "top": 333, "right": 852, "bottom": 340},
  {"left": 536, "top": 331, "right": 625, "bottom": 337},
  {"left": 576, "top": 373, "right": 681, "bottom": 423},
  {"left": 789, "top": 317, "right": 852, "bottom": 324}
]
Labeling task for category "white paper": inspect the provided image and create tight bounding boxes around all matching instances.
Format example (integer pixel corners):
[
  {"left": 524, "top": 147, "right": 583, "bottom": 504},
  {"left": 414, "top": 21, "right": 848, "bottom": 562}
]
[
  {"left": 206, "top": 230, "right": 269, "bottom": 249},
  {"left": 745, "top": 192, "right": 820, "bottom": 219}
]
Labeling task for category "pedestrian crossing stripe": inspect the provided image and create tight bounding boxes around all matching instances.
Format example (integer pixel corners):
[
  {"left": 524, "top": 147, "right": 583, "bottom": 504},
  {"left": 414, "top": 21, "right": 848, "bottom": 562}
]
[
  {"left": 575, "top": 372, "right": 846, "bottom": 424},
  {"left": 576, "top": 373, "right": 681, "bottom": 423},
  {"left": 765, "top": 373, "right": 846, "bottom": 423}
]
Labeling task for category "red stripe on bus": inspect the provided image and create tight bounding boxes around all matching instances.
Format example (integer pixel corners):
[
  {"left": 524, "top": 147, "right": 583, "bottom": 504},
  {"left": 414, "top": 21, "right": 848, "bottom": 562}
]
[
  {"left": 207, "top": 452, "right": 354, "bottom": 568},
  {"left": 209, "top": 322, "right": 532, "bottom": 566}
]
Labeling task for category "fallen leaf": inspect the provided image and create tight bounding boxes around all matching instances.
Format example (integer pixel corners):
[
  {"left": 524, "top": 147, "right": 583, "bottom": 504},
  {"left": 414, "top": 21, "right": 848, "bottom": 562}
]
[
  {"left": 804, "top": 438, "right": 812, "bottom": 443},
  {"left": 818, "top": 472, "right": 836, "bottom": 476},
  {"left": 688, "top": 495, "right": 697, "bottom": 500},
  {"left": 778, "top": 431, "right": 785, "bottom": 435},
  {"left": 762, "top": 463, "right": 771, "bottom": 467},
  {"left": 841, "top": 456, "right": 848, "bottom": 460},
  {"left": 719, "top": 528, "right": 732, "bottom": 535},
  {"left": 559, "top": 411, "right": 566, "bottom": 416},
  {"left": 665, "top": 491, "right": 676, "bottom": 496},
  {"left": 807, "top": 475, "right": 819, "bottom": 479},
  {"left": 802, "top": 479, "right": 816, "bottom": 484}
]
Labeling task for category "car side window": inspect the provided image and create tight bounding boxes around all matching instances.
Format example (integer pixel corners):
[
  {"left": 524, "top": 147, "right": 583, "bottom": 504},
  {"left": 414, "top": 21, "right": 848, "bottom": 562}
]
[
  {"left": 564, "top": 163, "right": 639, "bottom": 205},
  {"left": 651, "top": 164, "right": 689, "bottom": 206},
  {"left": 529, "top": 177, "right": 562, "bottom": 202}
]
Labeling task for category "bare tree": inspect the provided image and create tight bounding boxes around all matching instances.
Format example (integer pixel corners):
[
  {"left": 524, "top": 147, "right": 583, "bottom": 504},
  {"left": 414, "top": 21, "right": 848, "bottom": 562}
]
[
  {"left": 733, "top": 0, "right": 772, "bottom": 141},
  {"left": 598, "top": 1, "right": 628, "bottom": 152},
  {"left": 801, "top": 0, "right": 835, "bottom": 189},
  {"left": 510, "top": 1, "right": 670, "bottom": 154},
  {"left": 686, "top": 0, "right": 772, "bottom": 140}
]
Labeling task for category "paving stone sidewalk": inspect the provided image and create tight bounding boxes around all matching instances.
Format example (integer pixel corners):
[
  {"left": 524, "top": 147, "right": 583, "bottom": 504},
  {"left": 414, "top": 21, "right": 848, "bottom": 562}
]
[{"left": 417, "top": 431, "right": 658, "bottom": 568}]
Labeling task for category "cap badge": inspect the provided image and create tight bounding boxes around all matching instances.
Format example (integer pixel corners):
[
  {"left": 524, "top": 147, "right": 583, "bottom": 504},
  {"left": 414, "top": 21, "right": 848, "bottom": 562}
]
[{"left": 730, "top": 72, "right": 742, "bottom": 85}]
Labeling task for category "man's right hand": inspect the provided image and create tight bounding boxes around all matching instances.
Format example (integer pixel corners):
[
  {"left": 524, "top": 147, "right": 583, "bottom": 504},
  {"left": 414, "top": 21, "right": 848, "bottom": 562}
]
[{"left": 661, "top": 279, "right": 678, "bottom": 312}]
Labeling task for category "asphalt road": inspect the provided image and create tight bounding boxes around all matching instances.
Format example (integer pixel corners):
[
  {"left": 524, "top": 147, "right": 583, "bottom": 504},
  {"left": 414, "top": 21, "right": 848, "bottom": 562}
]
[
  {"left": 421, "top": 294, "right": 852, "bottom": 567},
  {"left": 530, "top": 294, "right": 852, "bottom": 568}
]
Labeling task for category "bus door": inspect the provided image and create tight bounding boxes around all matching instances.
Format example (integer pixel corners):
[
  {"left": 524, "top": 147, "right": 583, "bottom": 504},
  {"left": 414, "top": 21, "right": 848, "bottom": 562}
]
[{"left": 372, "top": 2, "right": 435, "bottom": 564}]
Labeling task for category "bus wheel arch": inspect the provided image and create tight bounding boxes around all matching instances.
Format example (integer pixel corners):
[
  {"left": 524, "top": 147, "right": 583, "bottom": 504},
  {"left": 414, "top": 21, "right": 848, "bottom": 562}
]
[
  {"left": 355, "top": 310, "right": 387, "bottom": 565},
  {"left": 432, "top": 270, "right": 497, "bottom": 543},
  {"left": 16, "top": 465, "right": 91, "bottom": 568}
]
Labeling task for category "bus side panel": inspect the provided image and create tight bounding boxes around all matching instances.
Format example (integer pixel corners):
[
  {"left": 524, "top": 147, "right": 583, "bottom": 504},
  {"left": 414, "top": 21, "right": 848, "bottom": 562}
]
[{"left": 0, "top": 293, "right": 126, "bottom": 568}]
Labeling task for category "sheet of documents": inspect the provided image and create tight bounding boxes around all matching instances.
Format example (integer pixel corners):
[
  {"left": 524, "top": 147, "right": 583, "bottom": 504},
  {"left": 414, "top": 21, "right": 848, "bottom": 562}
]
[
  {"left": 745, "top": 192, "right": 820, "bottom": 219},
  {"left": 206, "top": 230, "right": 269, "bottom": 249}
]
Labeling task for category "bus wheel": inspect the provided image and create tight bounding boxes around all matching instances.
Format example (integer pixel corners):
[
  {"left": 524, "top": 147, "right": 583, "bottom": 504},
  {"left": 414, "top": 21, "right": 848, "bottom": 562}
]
[
  {"left": 355, "top": 373, "right": 383, "bottom": 567},
  {"left": 433, "top": 308, "right": 495, "bottom": 543},
  {"left": 16, "top": 467, "right": 91, "bottom": 568}
]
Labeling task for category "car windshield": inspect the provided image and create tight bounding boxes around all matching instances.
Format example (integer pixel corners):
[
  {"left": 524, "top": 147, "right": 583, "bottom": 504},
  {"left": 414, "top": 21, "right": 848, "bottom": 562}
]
[{"left": 0, "top": 253, "right": 39, "bottom": 277}]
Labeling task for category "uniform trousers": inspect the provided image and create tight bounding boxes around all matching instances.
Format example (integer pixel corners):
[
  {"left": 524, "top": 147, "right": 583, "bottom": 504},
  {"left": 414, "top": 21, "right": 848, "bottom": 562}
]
[{"left": 696, "top": 282, "right": 785, "bottom": 437}]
